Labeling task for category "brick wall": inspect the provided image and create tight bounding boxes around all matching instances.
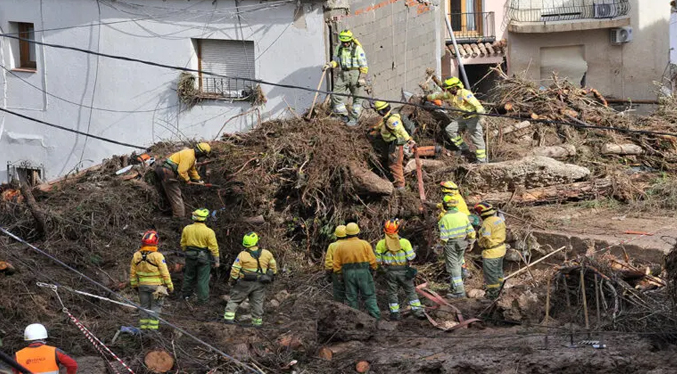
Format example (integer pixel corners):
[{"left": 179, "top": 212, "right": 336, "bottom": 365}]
[{"left": 325, "top": 0, "right": 442, "bottom": 101}]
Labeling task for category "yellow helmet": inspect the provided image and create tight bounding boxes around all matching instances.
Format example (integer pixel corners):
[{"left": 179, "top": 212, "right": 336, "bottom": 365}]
[
  {"left": 195, "top": 142, "right": 211, "bottom": 157},
  {"left": 442, "top": 77, "right": 463, "bottom": 90},
  {"left": 243, "top": 232, "right": 259, "bottom": 248},
  {"left": 440, "top": 181, "right": 459, "bottom": 193},
  {"left": 373, "top": 101, "right": 390, "bottom": 111},
  {"left": 192, "top": 208, "right": 210, "bottom": 222},
  {"left": 442, "top": 195, "right": 460, "bottom": 209},
  {"left": 338, "top": 29, "right": 354, "bottom": 42},
  {"left": 345, "top": 222, "right": 360, "bottom": 236},
  {"left": 334, "top": 225, "right": 347, "bottom": 239}
]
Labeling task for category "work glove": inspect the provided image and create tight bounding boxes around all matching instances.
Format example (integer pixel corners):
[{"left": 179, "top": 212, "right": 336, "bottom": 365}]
[
  {"left": 153, "top": 286, "right": 169, "bottom": 300},
  {"left": 357, "top": 78, "right": 367, "bottom": 87},
  {"left": 167, "top": 285, "right": 174, "bottom": 293},
  {"left": 322, "top": 63, "right": 332, "bottom": 71}
]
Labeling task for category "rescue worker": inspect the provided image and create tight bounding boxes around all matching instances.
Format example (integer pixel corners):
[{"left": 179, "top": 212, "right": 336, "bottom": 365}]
[
  {"left": 14, "top": 323, "right": 78, "bottom": 374},
  {"left": 333, "top": 223, "right": 380, "bottom": 319},
  {"left": 370, "top": 101, "right": 416, "bottom": 190},
  {"left": 438, "top": 181, "right": 473, "bottom": 279},
  {"left": 323, "top": 29, "right": 369, "bottom": 126},
  {"left": 437, "top": 195, "right": 476, "bottom": 298},
  {"left": 324, "top": 225, "right": 347, "bottom": 302},
  {"left": 130, "top": 230, "right": 174, "bottom": 331},
  {"left": 375, "top": 219, "right": 424, "bottom": 321},
  {"left": 154, "top": 142, "right": 212, "bottom": 217},
  {"left": 180, "top": 208, "right": 219, "bottom": 304},
  {"left": 474, "top": 202, "right": 507, "bottom": 300},
  {"left": 224, "top": 232, "right": 277, "bottom": 327},
  {"left": 425, "top": 77, "right": 487, "bottom": 163}
]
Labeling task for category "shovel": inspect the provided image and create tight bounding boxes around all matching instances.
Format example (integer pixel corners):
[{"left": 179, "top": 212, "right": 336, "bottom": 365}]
[{"left": 307, "top": 69, "right": 327, "bottom": 120}]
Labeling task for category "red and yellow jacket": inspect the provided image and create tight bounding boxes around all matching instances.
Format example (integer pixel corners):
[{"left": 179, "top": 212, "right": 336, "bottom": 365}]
[{"left": 130, "top": 246, "right": 173, "bottom": 291}]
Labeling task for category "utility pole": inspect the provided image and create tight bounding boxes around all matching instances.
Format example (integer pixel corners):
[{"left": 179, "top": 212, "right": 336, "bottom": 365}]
[{"left": 444, "top": 16, "right": 470, "bottom": 88}]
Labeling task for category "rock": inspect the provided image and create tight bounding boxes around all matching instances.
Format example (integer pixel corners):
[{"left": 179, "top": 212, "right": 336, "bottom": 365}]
[
  {"left": 356, "top": 361, "right": 371, "bottom": 373},
  {"left": 275, "top": 290, "right": 291, "bottom": 303},
  {"left": 465, "top": 156, "right": 590, "bottom": 192},
  {"left": 467, "top": 289, "right": 486, "bottom": 299},
  {"left": 497, "top": 287, "right": 542, "bottom": 322},
  {"left": 317, "top": 300, "right": 378, "bottom": 342},
  {"left": 530, "top": 145, "right": 576, "bottom": 159},
  {"left": 270, "top": 299, "right": 280, "bottom": 308}
]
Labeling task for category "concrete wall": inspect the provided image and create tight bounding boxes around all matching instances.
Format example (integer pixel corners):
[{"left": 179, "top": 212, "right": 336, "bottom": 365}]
[
  {"left": 507, "top": 0, "right": 670, "bottom": 100},
  {"left": 325, "top": 0, "right": 442, "bottom": 101},
  {"left": 0, "top": 0, "right": 326, "bottom": 181}
]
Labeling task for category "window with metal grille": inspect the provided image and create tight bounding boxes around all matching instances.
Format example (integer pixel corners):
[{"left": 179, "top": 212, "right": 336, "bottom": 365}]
[{"left": 196, "top": 39, "right": 255, "bottom": 99}]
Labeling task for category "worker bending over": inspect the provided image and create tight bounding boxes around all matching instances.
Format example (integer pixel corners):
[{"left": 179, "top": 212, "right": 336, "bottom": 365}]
[
  {"left": 15, "top": 324, "right": 78, "bottom": 374},
  {"left": 438, "top": 196, "right": 476, "bottom": 298},
  {"left": 180, "top": 209, "right": 219, "bottom": 304},
  {"left": 474, "top": 202, "right": 507, "bottom": 300},
  {"left": 325, "top": 225, "right": 347, "bottom": 302},
  {"left": 370, "top": 101, "right": 416, "bottom": 190}
]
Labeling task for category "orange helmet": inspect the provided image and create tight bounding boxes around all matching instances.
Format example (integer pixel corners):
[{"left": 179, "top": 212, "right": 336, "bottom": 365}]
[
  {"left": 474, "top": 202, "right": 496, "bottom": 217},
  {"left": 141, "top": 230, "right": 159, "bottom": 246},
  {"left": 384, "top": 219, "right": 401, "bottom": 234}
]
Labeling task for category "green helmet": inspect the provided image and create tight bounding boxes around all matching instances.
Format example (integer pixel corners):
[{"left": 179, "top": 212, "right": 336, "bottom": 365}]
[
  {"left": 442, "top": 77, "right": 463, "bottom": 90},
  {"left": 192, "top": 208, "right": 210, "bottom": 222},
  {"left": 338, "top": 29, "right": 354, "bottom": 42},
  {"left": 243, "top": 232, "right": 259, "bottom": 248},
  {"left": 442, "top": 195, "right": 460, "bottom": 209}
]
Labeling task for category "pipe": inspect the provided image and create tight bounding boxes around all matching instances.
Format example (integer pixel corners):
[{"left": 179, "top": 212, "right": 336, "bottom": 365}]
[{"left": 444, "top": 16, "right": 470, "bottom": 88}]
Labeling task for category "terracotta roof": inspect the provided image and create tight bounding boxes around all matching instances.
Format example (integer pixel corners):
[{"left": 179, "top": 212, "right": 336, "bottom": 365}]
[{"left": 448, "top": 40, "right": 507, "bottom": 59}]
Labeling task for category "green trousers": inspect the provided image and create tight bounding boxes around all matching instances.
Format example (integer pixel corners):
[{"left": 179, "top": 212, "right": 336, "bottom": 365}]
[
  {"left": 331, "top": 70, "right": 364, "bottom": 119},
  {"left": 332, "top": 272, "right": 345, "bottom": 303},
  {"left": 224, "top": 280, "right": 266, "bottom": 326},
  {"left": 444, "top": 239, "right": 467, "bottom": 295},
  {"left": 342, "top": 265, "right": 381, "bottom": 319},
  {"left": 138, "top": 285, "right": 164, "bottom": 330},
  {"left": 445, "top": 116, "right": 486, "bottom": 161},
  {"left": 483, "top": 256, "right": 505, "bottom": 299},
  {"left": 385, "top": 269, "right": 423, "bottom": 316},
  {"left": 181, "top": 256, "right": 211, "bottom": 303}
]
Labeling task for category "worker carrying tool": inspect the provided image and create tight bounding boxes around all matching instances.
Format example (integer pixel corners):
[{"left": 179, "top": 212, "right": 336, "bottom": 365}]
[
  {"left": 425, "top": 77, "right": 487, "bottom": 163},
  {"left": 224, "top": 232, "right": 277, "bottom": 327},
  {"left": 369, "top": 100, "right": 416, "bottom": 190},
  {"left": 375, "top": 219, "right": 425, "bottom": 321},
  {"left": 180, "top": 209, "right": 219, "bottom": 304},
  {"left": 323, "top": 29, "right": 369, "bottom": 126},
  {"left": 324, "top": 225, "right": 347, "bottom": 302},
  {"left": 438, "top": 195, "right": 476, "bottom": 298},
  {"left": 474, "top": 202, "right": 507, "bottom": 300},
  {"left": 333, "top": 223, "right": 380, "bottom": 319},
  {"left": 130, "top": 230, "right": 174, "bottom": 331},
  {"left": 15, "top": 324, "right": 78, "bottom": 374},
  {"left": 154, "top": 142, "right": 212, "bottom": 218}
]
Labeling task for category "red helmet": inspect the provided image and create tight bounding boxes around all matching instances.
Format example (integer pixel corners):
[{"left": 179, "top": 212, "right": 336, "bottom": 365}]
[
  {"left": 141, "top": 230, "right": 159, "bottom": 246},
  {"left": 474, "top": 202, "right": 496, "bottom": 217},
  {"left": 384, "top": 219, "right": 401, "bottom": 234}
]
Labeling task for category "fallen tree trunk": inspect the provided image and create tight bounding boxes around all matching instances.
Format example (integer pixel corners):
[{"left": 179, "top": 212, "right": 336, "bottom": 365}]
[
  {"left": 492, "top": 120, "right": 532, "bottom": 136},
  {"left": 19, "top": 183, "right": 48, "bottom": 236},
  {"left": 601, "top": 143, "right": 644, "bottom": 155},
  {"left": 530, "top": 145, "right": 576, "bottom": 159},
  {"left": 466, "top": 178, "right": 612, "bottom": 205},
  {"left": 348, "top": 163, "right": 393, "bottom": 195},
  {"left": 403, "top": 159, "right": 447, "bottom": 174}
]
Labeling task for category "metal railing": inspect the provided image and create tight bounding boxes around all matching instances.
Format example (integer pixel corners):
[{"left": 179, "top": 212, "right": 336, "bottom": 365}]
[
  {"left": 448, "top": 12, "right": 496, "bottom": 43},
  {"left": 508, "top": 0, "right": 630, "bottom": 22},
  {"left": 200, "top": 76, "right": 254, "bottom": 99}
]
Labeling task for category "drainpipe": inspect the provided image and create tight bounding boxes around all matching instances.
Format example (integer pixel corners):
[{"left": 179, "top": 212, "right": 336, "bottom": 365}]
[{"left": 444, "top": 16, "right": 470, "bottom": 88}]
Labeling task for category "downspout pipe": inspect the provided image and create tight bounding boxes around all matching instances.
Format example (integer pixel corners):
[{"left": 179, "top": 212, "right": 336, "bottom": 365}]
[{"left": 444, "top": 16, "right": 470, "bottom": 88}]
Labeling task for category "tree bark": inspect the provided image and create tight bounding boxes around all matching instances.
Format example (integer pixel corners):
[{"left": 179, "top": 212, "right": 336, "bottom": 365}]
[
  {"left": 19, "top": 183, "right": 48, "bottom": 236},
  {"left": 348, "top": 163, "right": 393, "bottom": 195},
  {"left": 466, "top": 178, "right": 612, "bottom": 205}
]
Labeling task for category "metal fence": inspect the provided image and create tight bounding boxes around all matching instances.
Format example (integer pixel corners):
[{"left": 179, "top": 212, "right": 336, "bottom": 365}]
[
  {"left": 200, "top": 76, "right": 254, "bottom": 99},
  {"left": 448, "top": 12, "right": 496, "bottom": 42},
  {"left": 508, "top": 0, "right": 630, "bottom": 22}
]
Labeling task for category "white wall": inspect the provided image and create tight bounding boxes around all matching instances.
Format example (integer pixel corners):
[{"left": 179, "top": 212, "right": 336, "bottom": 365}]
[
  {"left": 0, "top": 0, "right": 326, "bottom": 181},
  {"left": 671, "top": 9, "right": 677, "bottom": 64}
]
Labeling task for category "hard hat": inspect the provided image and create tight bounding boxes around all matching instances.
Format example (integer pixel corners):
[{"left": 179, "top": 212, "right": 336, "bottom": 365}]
[
  {"left": 334, "top": 225, "right": 347, "bottom": 239},
  {"left": 195, "top": 142, "right": 211, "bottom": 157},
  {"left": 345, "top": 222, "right": 360, "bottom": 236},
  {"left": 141, "top": 230, "right": 159, "bottom": 246},
  {"left": 432, "top": 99, "right": 443, "bottom": 106},
  {"left": 338, "top": 29, "right": 354, "bottom": 42},
  {"left": 191, "top": 208, "right": 210, "bottom": 222},
  {"left": 443, "top": 195, "right": 460, "bottom": 209},
  {"left": 24, "top": 323, "right": 48, "bottom": 341},
  {"left": 243, "top": 232, "right": 259, "bottom": 248},
  {"left": 373, "top": 100, "right": 390, "bottom": 111},
  {"left": 474, "top": 202, "right": 496, "bottom": 217},
  {"left": 440, "top": 181, "right": 459, "bottom": 193},
  {"left": 442, "top": 77, "right": 463, "bottom": 90},
  {"left": 384, "top": 219, "right": 401, "bottom": 235}
]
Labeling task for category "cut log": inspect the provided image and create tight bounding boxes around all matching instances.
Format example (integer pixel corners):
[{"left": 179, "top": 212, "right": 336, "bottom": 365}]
[
  {"left": 403, "top": 159, "right": 447, "bottom": 174},
  {"left": 601, "top": 143, "right": 643, "bottom": 155},
  {"left": 530, "top": 145, "right": 576, "bottom": 159},
  {"left": 144, "top": 350, "right": 174, "bottom": 373},
  {"left": 20, "top": 183, "right": 48, "bottom": 236},
  {"left": 348, "top": 163, "right": 393, "bottom": 195},
  {"left": 466, "top": 178, "right": 612, "bottom": 205},
  {"left": 492, "top": 120, "right": 531, "bottom": 136}
]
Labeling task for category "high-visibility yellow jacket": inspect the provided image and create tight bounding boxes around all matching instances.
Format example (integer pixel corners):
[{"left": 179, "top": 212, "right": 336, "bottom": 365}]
[
  {"left": 129, "top": 246, "right": 173, "bottom": 291},
  {"left": 333, "top": 237, "right": 377, "bottom": 272},
  {"left": 436, "top": 192, "right": 470, "bottom": 219},
  {"left": 230, "top": 247, "right": 277, "bottom": 280},
  {"left": 180, "top": 222, "right": 219, "bottom": 259},
  {"left": 375, "top": 236, "right": 415, "bottom": 267},
  {"left": 478, "top": 215, "right": 507, "bottom": 259},
  {"left": 438, "top": 209, "right": 476, "bottom": 241},
  {"left": 166, "top": 148, "right": 200, "bottom": 183},
  {"left": 324, "top": 239, "right": 345, "bottom": 271},
  {"left": 426, "top": 88, "right": 485, "bottom": 117},
  {"left": 374, "top": 112, "right": 412, "bottom": 144},
  {"left": 331, "top": 42, "right": 368, "bottom": 74}
]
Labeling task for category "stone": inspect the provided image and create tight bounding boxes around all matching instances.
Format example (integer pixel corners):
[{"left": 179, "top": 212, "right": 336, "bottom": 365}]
[
  {"left": 467, "top": 289, "right": 486, "bottom": 299},
  {"left": 275, "top": 290, "right": 291, "bottom": 303},
  {"left": 269, "top": 299, "right": 280, "bottom": 308}
]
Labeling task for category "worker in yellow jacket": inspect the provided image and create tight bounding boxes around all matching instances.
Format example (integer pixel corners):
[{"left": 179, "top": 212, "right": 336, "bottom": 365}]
[
  {"left": 474, "top": 202, "right": 507, "bottom": 300},
  {"left": 325, "top": 225, "right": 347, "bottom": 302},
  {"left": 180, "top": 209, "right": 219, "bottom": 304},
  {"left": 370, "top": 101, "right": 416, "bottom": 190},
  {"left": 438, "top": 195, "right": 476, "bottom": 298},
  {"left": 426, "top": 77, "right": 487, "bottom": 163},
  {"left": 154, "top": 142, "right": 211, "bottom": 217},
  {"left": 130, "top": 230, "right": 173, "bottom": 330},
  {"left": 224, "top": 232, "right": 277, "bottom": 327},
  {"left": 437, "top": 180, "right": 476, "bottom": 279}
]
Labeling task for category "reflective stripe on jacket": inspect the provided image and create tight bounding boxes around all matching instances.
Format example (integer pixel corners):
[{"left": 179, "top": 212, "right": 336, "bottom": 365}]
[
  {"left": 324, "top": 239, "right": 345, "bottom": 271},
  {"left": 375, "top": 237, "right": 415, "bottom": 266},
  {"left": 230, "top": 247, "right": 277, "bottom": 279},
  {"left": 167, "top": 148, "right": 200, "bottom": 182},
  {"left": 333, "top": 44, "right": 368, "bottom": 73},
  {"left": 130, "top": 246, "right": 173, "bottom": 288},
  {"left": 426, "top": 88, "right": 485, "bottom": 116},
  {"left": 333, "top": 237, "right": 377, "bottom": 272},
  {"left": 479, "top": 215, "right": 507, "bottom": 259},
  {"left": 180, "top": 222, "right": 219, "bottom": 259},
  {"left": 438, "top": 210, "right": 476, "bottom": 241},
  {"left": 377, "top": 112, "right": 411, "bottom": 144}
]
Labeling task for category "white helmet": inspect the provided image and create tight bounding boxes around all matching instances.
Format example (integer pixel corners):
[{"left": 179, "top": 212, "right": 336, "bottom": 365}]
[{"left": 24, "top": 323, "right": 48, "bottom": 341}]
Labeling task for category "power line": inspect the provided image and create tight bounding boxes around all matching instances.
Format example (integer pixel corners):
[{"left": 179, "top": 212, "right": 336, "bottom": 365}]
[{"left": 0, "top": 226, "right": 262, "bottom": 374}]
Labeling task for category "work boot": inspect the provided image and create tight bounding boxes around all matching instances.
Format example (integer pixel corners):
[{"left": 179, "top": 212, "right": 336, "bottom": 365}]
[
  {"left": 223, "top": 318, "right": 235, "bottom": 325},
  {"left": 412, "top": 310, "right": 426, "bottom": 320},
  {"left": 389, "top": 312, "right": 401, "bottom": 321},
  {"left": 447, "top": 292, "right": 466, "bottom": 299},
  {"left": 472, "top": 158, "right": 488, "bottom": 164}
]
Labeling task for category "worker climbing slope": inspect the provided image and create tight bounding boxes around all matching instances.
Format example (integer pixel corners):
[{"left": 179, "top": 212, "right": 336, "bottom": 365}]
[
  {"left": 438, "top": 195, "right": 476, "bottom": 298},
  {"left": 130, "top": 230, "right": 174, "bottom": 331},
  {"left": 180, "top": 208, "right": 220, "bottom": 304},
  {"left": 325, "top": 225, "right": 347, "bottom": 302},
  {"left": 15, "top": 324, "right": 78, "bottom": 374},
  {"left": 370, "top": 101, "right": 416, "bottom": 190},
  {"left": 154, "top": 142, "right": 212, "bottom": 217},
  {"left": 324, "top": 29, "right": 369, "bottom": 126},
  {"left": 474, "top": 202, "right": 507, "bottom": 300}
]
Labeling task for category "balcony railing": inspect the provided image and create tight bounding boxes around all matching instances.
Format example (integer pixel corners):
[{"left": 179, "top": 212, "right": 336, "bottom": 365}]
[
  {"left": 448, "top": 12, "right": 495, "bottom": 43},
  {"left": 508, "top": 0, "right": 630, "bottom": 22}
]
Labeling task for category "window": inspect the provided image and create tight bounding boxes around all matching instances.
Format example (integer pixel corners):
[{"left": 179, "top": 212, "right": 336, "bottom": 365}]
[
  {"left": 10, "top": 22, "right": 37, "bottom": 71},
  {"left": 196, "top": 39, "right": 255, "bottom": 99},
  {"left": 7, "top": 163, "right": 44, "bottom": 186}
]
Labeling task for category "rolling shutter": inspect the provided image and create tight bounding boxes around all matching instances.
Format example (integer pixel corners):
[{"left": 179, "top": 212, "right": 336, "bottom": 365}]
[{"left": 199, "top": 39, "right": 255, "bottom": 97}]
